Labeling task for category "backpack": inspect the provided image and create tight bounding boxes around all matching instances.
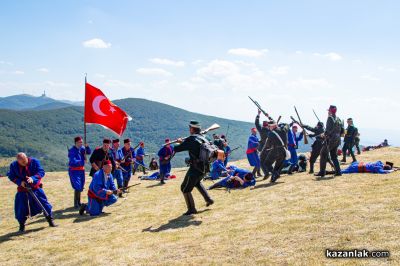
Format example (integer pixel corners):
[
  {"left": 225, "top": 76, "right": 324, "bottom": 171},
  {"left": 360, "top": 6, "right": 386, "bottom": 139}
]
[{"left": 193, "top": 134, "right": 219, "bottom": 173}]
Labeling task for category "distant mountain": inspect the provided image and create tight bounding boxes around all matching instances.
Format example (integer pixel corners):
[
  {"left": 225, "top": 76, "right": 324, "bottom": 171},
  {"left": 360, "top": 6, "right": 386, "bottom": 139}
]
[
  {"left": 0, "top": 98, "right": 252, "bottom": 172},
  {"left": 0, "top": 94, "right": 80, "bottom": 110},
  {"left": 0, "top": 95, "right": 312, "bottom": 174}
]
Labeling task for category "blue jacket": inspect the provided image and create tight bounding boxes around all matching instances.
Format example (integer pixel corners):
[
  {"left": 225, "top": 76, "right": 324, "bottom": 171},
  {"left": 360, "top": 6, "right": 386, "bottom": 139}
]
[
  {"left": 288, "top": 130, "right": 303, "bottom": 149},
  {"left": 246, "top": 134, "right": 259, "bottom": 154},
  {"left": 342, "top": 161, "right": 392, "bottom": 174},
  {"left": 88, "top": 170, "right": 116, "bottom": 200},
  {"left": 210, "top": 159, "right": 227, "bottom": 180},
  {"left": 8, "top": 158, "right": 45, "bottom": 191},
  {"left": 69, "top": 145, "right": 92, "bottom": 168}
]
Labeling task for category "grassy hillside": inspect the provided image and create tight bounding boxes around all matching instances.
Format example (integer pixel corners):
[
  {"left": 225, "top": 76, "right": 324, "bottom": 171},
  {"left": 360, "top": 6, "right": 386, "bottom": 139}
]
[
  {"left": 0, "top": 147, "right": 398, "bottom": 265},
  {"left": 0, "top": 98, "right": 254, "bottom": 172}
]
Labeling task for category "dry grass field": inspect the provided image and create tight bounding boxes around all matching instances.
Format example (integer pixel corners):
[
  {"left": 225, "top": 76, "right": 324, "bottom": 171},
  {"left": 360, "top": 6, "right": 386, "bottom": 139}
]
[{"left": 0, "top": 147, "right": 399, "bottom": 265}]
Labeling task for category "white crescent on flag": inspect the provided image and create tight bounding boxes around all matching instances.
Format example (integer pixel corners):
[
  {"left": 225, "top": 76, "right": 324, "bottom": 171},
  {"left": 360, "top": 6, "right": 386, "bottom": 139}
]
[{"left": 92, "top": 95, "right": 107, "bottom": 116}]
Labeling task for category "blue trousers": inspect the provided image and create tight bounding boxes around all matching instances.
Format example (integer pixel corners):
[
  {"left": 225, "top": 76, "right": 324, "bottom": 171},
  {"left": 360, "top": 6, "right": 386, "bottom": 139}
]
[
  {"left": 247, "top": 152, "right": 260, "bottom": 168},
  {"left": 86, "top": 195, "right": 118, "bottom": 216},
  {"left": 121, "top": 164, "right": 132, "bottom": 182},
  {"left": 68, "top": 170, "right": 85, "bottom": 192},
  {"left": 160, "top": 162, "right": 171, "bottom": 177},
  {"left": 289, "top": 147, "right": 298, "bottom": 165},
  {"left": 112, "top": 169, "right": 123, "bottom": 188},
  {"left": 15, "top": 188, "right": 52, "bottom": 224}
]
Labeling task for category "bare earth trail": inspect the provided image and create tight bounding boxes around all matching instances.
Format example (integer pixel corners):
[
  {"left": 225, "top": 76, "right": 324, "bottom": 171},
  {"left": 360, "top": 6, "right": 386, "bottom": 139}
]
[{"left": 0, "top": 147, "right": 399, "bottom": 265}]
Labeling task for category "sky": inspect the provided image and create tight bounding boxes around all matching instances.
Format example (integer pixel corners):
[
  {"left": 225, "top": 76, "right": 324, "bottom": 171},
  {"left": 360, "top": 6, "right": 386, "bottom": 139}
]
[{"left": 0, "top": 0, "right": 399, "bottom": 145}]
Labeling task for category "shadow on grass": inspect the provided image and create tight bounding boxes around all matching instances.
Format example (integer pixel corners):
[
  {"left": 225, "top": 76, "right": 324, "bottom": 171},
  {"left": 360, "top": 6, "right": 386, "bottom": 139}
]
[
  {"left": 315, "top": 175, "right": 335, "bottom": 181},
  {"left": 146, "top": 182, "right": 164, "bottom": 188},
  {"left": 0, "top": 227, "right": 45, "bottom": 244},
  {"left": 27, "top": 206, "right": 80, "bottom": 226},
  {"left": 252, "top": 181, "right": 284, "bottom": 190},
  {"left": 142, "top": 214, "right": 204, "bottom": 232},
  {"left": 73, "top": 212, "right": 110, "bottom": 223}
]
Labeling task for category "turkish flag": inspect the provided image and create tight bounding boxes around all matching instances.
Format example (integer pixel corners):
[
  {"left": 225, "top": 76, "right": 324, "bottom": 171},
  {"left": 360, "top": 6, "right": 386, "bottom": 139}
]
[{"left": 85, "top": 82, "right": 132, "bottom": 136}]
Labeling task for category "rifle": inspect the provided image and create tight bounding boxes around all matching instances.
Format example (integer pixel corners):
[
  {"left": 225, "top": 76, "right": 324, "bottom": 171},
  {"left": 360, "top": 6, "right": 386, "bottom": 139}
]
[
  {"left": 225, "top": 124, "right": 230, "bottom": 139},
  {"left": 292, "top": 107, "right": 308, "bottom": 145},
  {"left": 164, "top": 123, "right": 221, "bottom": 146},
  {"left": 312, "top": 109, "right": 321, "bottom": 123},
  {"left": 25, "top": 186, "right": 52, "bottom": 220},
  {"left": 248, "top": 96, "right": 274, "bottom": 121},
  {"left": 117, "top": 183, "right": 141, "bottom": 194},
  {"left": 226, "top": 146, "right": 241, "bottom": 155}
]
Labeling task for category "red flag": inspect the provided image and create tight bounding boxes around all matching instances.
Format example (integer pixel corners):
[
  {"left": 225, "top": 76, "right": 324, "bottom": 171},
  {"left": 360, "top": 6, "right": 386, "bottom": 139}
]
[{"left": 85, "top": 83, "right": 131, "bottom": 136}]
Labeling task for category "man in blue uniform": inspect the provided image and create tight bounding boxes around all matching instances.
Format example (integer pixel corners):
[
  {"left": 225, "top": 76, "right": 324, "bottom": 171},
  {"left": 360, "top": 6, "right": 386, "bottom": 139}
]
[
  {"left": 134, "top": 142, "right": 147, "bottom": 175},
  {"left": 7, "top": 153, "right": 56, "bottom": 232},
  {"left": 287, "top": 125, "right": 304, "bottom": 175},
  {"left": 158, "top": 138, "right": 174, "bottom": 184},
  {"left": 121, "top": 138, "right": 136, "bottom": 191},
  {"left": 68, "top": 136, "right": 92, "bottom": 208},
  {"left": 341, "top": 161, "right": 394, "bottom": 174},
  {"left": 111, "top": 139, "right": 123, "bottom": 195},
  {"left": 79, "top": 160, "right": 120, "bottom": 216},
  {"left": 222, "top": 140, "right": 231, "bottom": 167},
  {"left": 209, "top": 150, "right": 229, "bottom": 180},
  {"left": 246, "top": 128, "right": 261, "bottom": 177},
  {"left": 208, "top": 168, "right": 256, "bottom": 190}
]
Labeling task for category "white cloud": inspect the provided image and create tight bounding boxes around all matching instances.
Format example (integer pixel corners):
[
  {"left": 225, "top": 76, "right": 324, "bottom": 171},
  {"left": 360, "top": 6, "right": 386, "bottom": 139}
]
[
  {"left": 378, "top": 66, "right": 397, "bottom": 72},
  {"left": 44, "top": 81, "right": 70, "bottom": 87},
  {"left": 94, "top": 73, "right": 106, "bottom": 78},
  {"left": 295, "top": 50, "right": 303, "bottom": 55},
  {"left": 82, "top": 38, "right": 111, "bottom": 49},
  {"left": 14, "top": 70, "right": 24, "bottom": 75},
  {"left": 287, "top": 77, "right": 333, "bottom": 90},
  {"left": 227, "top": 48, "right": 268, "bottom": 58},
  {"left": 191, "top": 59, "right": 205, "bottom": 65},
  {"left": 105, "top": 79, "right": 136, "bottom": 88},
  {"left": 136, "top": 68, "right": 173, "bottom": 77},
  {"left": 149, "top": 58, "right": 185, "bottom": 67},
  {"left": 270, "top": 66, "right": 290, "bottom": 75},
  {"left": 0, "top": 60, "right": 13, "bottom": 65},
  {"left": 88, "top": 20, "right": 94, "bottom": 24},
  {"left": 360, "top": 74, "right": 380, "bottom": 81},
  {"left": 37, "top": 67, "right": 49, "bottom": 73},
  {"left": 313, "top": 52, "right": 343, "bottom": 61}
]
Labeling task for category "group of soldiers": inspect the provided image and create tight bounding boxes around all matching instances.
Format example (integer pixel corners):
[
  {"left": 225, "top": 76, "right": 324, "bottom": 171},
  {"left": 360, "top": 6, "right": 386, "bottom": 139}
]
[
  {"left": 3, "top": 104, "right": 378, "bottom": 233},
  {"left": 245, "top": 105, "right": 362, "bottom": 182}
]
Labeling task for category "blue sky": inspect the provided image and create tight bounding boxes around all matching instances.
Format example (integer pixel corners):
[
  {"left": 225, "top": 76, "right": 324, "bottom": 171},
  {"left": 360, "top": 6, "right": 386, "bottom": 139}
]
[{"left": 1, "top": 1, "right": 399, "bottom": 145}]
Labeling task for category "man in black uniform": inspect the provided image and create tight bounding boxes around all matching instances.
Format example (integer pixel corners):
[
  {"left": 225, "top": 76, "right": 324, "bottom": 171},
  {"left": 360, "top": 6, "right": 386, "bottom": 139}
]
[
  {"left": 354, "top": 132, "right": 361, "bottom": 155},
  {"left": 212, "top": 134, "right": 225, "bottom": 150},
  {"left": 303, "top": 122, "right": 325, "bottom": 173},
  {"left": 174, "top": 121, "right": 214, "bottom": 215},
  {"left": 341, "top": 118, "right": 358, "bottom": 163},
  {"left": 263, "top": 121, "right": 289, "bottom": 183},
  {"left": 255, "top": 110, "right": 270, "bottom": 178},
  {"left": 89, "top": 138, "right": 116, "bottom": 177},
  {"left": 315, "top": 105, "right": 344, "bottom": 177}
]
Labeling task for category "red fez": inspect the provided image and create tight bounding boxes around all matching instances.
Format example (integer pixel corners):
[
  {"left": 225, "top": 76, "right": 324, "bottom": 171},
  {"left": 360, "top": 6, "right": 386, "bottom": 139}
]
[
  {"left": 124, "top": 138, "right": 131, "bottom": 144},
  {"left": 104, "top": 160, "right": 112, "bottom": 166},
  {"left": 103, "top": 138, "right": 111, "bottom": 144},
  {"left": 140, "top": 141, "right": 144, "bottom": 145},
  {"left": 74, "top": 136, "right": 83, "bottom": 143},
  {"left": 165, "top": 138, "right": 170, "bottom": 143},
  {"left": 251, "top": 127, "right": 257, "bottom": 133},
  {"left": 262, "top": 121, "right": 268, "bottom": 127},
  {"left": 112, "top": 139, "right": 120, "bottom": 144},
  {"left": 292, "top": 125, "right": 298, "bottom": 129}
]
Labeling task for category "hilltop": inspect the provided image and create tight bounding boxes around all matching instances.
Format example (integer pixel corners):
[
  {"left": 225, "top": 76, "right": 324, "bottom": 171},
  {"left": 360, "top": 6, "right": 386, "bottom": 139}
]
[{"left": 0, "top": 147, "right": 398, "bottom": 265}]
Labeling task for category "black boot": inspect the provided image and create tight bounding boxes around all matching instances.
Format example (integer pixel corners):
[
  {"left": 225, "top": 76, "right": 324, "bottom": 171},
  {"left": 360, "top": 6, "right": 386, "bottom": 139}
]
[
  {"left": 117, "top": 184, "right": 123, "bottom": 198},
  {"left": 79, "top": 203, "right": 87, "bottom": 215},
  {"left": 183, "top": 193, "right": 197, "bottom": 215},
  {"left": 46, "top": 216, "right": 57, "bottom": 227},
  {"left": 160, "top": 173, "right": 165, "bottom": 185},
  {"left": 123, "top": 180, "right": 130, "bottom": 193},
  {"left": 309, "top": 163, "right": 314, "bottom": 174},
  {"left": 252, "top": 167, "right": 257, "bottom": 177},
  {"left": 196, "top": 183, "right": 214, "bottom": 207},
  {"left": 256, "top": 169, "right": 262, "bottom": 177},
  {"left": 270, "top": 171, "right": 280, "bottom": 183},
  {"left": 73, "top": 191, "right": 78, "bottom": 208},
  {"left": 19, "top": 223, "right": 25, "bottom": 232},
  {"left": 287, "top": 165, "right": 294, "bottom": 175},
  {"left": 314, "top": 172, "right": 325, "bottom": 177}
]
